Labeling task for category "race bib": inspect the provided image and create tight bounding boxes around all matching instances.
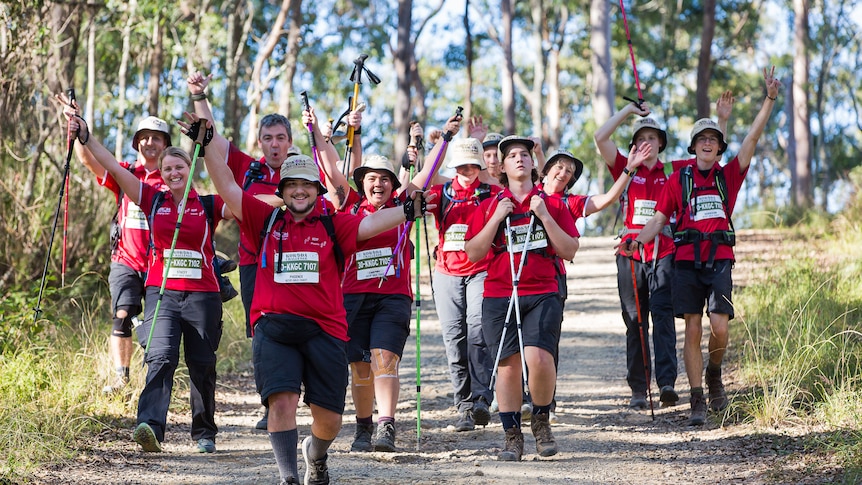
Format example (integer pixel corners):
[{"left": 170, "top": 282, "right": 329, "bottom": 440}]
[
  {"left": 124, "top": 202, "right": 149, "bottom": 230},
  {"left": 163, "top": 249, "right": 203, "bottom": 279},
  {"left": 442, "top": 224, "right": 468, "bottom": 252},
  {"left": 692, "top": 194, "right": 727, "bottom": 222},
  {"left": 631, "top": 199, "right": 657, "bottom": 226},
  {"left": 273, "top": 251, "right": 320, "bottom": 284},
  {"left": 355, "top": 247, "right": 395, "bottom": 280},
  {"left": 509, "top": 223, "right": 548, "bottom": 253}
]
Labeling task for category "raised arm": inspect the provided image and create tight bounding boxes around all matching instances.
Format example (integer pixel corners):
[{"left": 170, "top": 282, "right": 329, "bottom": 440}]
[
  {"left": 716, "top": 90, "right": 734, "bottom": 136},
  {"left": 585, "top": 143, "right": 649, "bottom": 216},
  {"left": 594, "top": 102, "right": 651, "bottom": 167},
  {"left": 188, "top": 71, "right": 231, "bottom": 163},
  {"left": 407, "top": 112, "right": 462, "bottom": 193},
  {"left": 64, "top": 109, "right": 142, "bottom": 205},
  {"left": 303, "top": 106, "right": 351, "bottom": 209},
  {"left": 357, "top": 191, "right": 437, "bottom": 240},
  {"left": 181, "top": 116, "right": 245, "bottom": 220},
  {"left": 736, "top": 67, "right": 782, "bottom": 172}
]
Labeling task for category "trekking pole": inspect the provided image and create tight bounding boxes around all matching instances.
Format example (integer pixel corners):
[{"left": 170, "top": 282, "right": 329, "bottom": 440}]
[
  {"left": 62, "top": 170, "right": 70, "bottom": 286},
  {"left": 410, "top": 161, "right": 423, "bottom": 450},
  {"left": 618, "top": 0, "right": 645, "bottom": 107},
  {"left": 489, "top": 213, "right": 535, "bottom": 395},
  {"left": 34, "top": 88, "right": 77, "bottom": 322},
  {"left": 300, "top": 91, "right": 329, "bottom": 216},
  {"left": 378, "top": 106, "right": 463, "bottom": 284},
  {"left": 342, "top": 54, "right": 381, "bottom": 177},
  {"left": 629, "top": 257, "right": 655, "bottom": 420},
  {"left": 142, "top": 120, "right": 208, "bottom": 362}
]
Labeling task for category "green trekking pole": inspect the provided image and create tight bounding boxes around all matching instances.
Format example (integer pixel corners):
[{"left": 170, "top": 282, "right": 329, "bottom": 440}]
[
  {"left": 411, "top": 162, "right": 423, "bottom": 450},
  {"left": 142, "top": 120, "right": 208, "bottom": 363}
]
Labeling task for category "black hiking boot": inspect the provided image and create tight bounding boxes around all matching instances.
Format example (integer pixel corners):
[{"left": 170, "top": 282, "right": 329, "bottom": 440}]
[
  {"left": 629, "top": 391, "right": 648, "bottom": 410},
  {"left": 372, "top": 421, "right": 397, "bottom": 452},
  {"left": 706, "top": 366, "right": 728, "bottom": 411},
  {"left": 689, "top": 393, "right": 707, "bottom": 426},
  {"left": 455, "top": 409, "right": 475, "bottom": 432},
  {"left": 498, "top": 427, "right": 524, "bottom": 461},
  {"left": 530, "top": 412, "right": 558, "bottom": 457},
  {"left": 473, "top": 400, "right": 491, "bottom": 427},
  {"left": 351, "top": 423, "right": 374, "bottom": 452},
  {"left": 659, "top": 385, "right": 679, "bottom": 406}
]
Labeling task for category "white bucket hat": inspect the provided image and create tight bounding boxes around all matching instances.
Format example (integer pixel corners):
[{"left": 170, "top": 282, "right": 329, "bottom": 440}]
[
  {"left": 447, "top": 138, "right": 486, "bottom": 170},
  {"left": 132, "top": 116, "right": 172, "bottom": 152}
]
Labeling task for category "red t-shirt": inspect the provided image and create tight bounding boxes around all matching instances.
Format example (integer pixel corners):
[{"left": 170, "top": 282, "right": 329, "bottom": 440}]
[
  {"left": 100, "top": 162, "right": 165, "bottom": 272},
  {"left": 239, "top": 193, "right": 362, "bottom": 341},
  {"left": 609, "top": 152, "right": 692, "bottom": 262},
  {"left": 428, "top": 179, "right": 502, "bottom": 276},
  {"left": 340, "top": 189, "right": 412, "bottom": 298},
  {"left": 465, "top": 186, "right": 578, "bottom": 298},
  {"left": 542, "top": 188, "right": 587, "bottom": 276},
  {"left": 227, "top": 144, "right": 281, "bottom": 266},
  {"left": 655, "top": 156, "right": 748, "bottom": 262},
  {"left": 139, "top": 184, "right": 224, "bottom": 292}
]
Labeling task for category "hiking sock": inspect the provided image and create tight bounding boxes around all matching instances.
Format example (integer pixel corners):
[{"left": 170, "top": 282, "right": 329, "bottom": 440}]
[
  {"left": 691, "top": 387, "right": 704, "bottom": 397},
  {"left": 356, "top": 415, "right": 373, "bottom": 425},
  {"left": 532, "top": 403, "right": 551, "bottom": 416},
  {"left": 306, "top": 433, "right": 334, "bottom": 461},
  {"left": 269, "top": 429, "right": 299, "bottom": 481},
  {"left": 500, "top": 411, "right": 522, "bottom": 431},
  {"left": 377, "top": 416, "right": 394, "bottom": 425},
  {"left": 117, "top": 366, "right": 130, "bottom": 379}
]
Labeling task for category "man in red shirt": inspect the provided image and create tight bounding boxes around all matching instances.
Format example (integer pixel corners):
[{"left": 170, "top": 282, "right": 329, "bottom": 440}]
[
  {"left": 621, "top": 67, "right": 781, "bottom": 425},
  {"left": 465, "top": 135, "right": 579, "bottom": 461},
  {"left": 68, "top": 106, "right": 169, "bottom": 395}
]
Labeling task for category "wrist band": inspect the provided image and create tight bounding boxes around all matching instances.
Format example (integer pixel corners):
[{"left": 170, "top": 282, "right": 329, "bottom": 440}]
[
  {"left": 190, "top": 92, "right": 208, "bottom": 101},
  {"left": 79, "top": 130, "right": 89, "bottom": 145},
  {"left": 766, "top": 95, "right": 776, "bottom": 101},
  {"left": 623, "top": 167, "right": 634, "bottom": 177}
]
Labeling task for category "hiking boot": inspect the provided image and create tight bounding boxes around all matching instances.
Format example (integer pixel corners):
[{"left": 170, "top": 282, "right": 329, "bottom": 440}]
[
  {"left": 302, "top": 436, "right": 330, "bottom": 485},
  {"left": 372, "top": 421, "right": 396, "bottom": 452},
  {"left": 255, "top": 409, "right": 269, "bottom": 431},
  {"left": 498, "top": 427, "right": 524, "bottom": 461},
  {"left": 455, "top": 409, "right": 475, "bottom": 432},
  {"left": 133, "top": 423, "right": 161, "bottom": 452},
  {"left": 473, "top": 401, "right": 491, "bottom": 427},
  {"left": 706, "top": 367, "right": 728, "bottom": 411},
  {"left": 216, "top": 256, "right": 237, "bottom": 274},
  {"left": 196, "top": 438, "right": 216, "bottom": 453},
  {"left": 629, "top": 391, "right": 648, "bottom": 410},
  {"left": 689, "top": 393, "right": 707, "bottom": 426},
  {"left": 280, "top": 478, "right": 299, "bottom": 485},
  {"left": 219, "top": 275, "right": 239, "bottom": 302},
  {"left": 530, "top": 413, "right": 558, "bottom": 457},
  {"left": 102, "top": 374, "right": 129, "bottom": 394},
  {"left": 659, "top": 386, "right": 679, "bottom": 407},
  {"left": 351, "top": 423, "right": 374, "bottom": 452},
  {"left": 520, "top": 402, "right": 532, "bottom": 422}
]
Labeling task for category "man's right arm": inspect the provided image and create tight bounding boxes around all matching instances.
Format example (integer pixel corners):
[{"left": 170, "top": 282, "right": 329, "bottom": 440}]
[{"left": 188, "top": 71, "right": 231, "bottom": 164}]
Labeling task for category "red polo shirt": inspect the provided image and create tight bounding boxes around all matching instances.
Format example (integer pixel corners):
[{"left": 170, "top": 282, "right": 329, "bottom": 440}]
[{"left": 239, "top": 193, "right": 362, "bottom": 341}]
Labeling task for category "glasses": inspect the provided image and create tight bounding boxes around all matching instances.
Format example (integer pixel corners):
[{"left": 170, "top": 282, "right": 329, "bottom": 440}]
[{"left": 696, "top": 135, "right": 720, "bottom": 144}]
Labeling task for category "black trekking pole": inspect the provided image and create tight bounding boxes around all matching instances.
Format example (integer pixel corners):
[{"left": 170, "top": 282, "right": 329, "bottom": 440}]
[
  {"left": 341, "top": 54, "right": 381, "bottom": 177},
  {"left": 629, "top": 257, "right": 655, "bottom": 420},
  {"left": 618, "top": 0, "right": 645, "bottom": 109},
  {"left": 34, "top": 88, "right": 77, "bottom": 323},
  {"left": 300, "top": 91, "right": 330, "bottom": 216}
]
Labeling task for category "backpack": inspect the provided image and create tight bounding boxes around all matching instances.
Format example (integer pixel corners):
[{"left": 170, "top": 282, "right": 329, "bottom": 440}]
[
  {"left": 148, "top": 192, "right": 237, "bottom": 300},
  {"left": 438, "top": 181, "right": 492, "bottom": 227},
  {"left": 259, "top": 208, "right": 345, "bottom": 274},
  {"left": 673, "top": 165, "right": 735, "bottom": 269}
]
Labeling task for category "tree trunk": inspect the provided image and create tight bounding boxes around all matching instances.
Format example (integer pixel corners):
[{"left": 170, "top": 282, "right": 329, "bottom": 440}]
[
  {"left": 85, "top": 3, "right": 97, "bottom": 124},
  {"left": 277, "top": 0, "right": 303, "bottom": 120},
  {"left": 696, "top": 0, "right": 716, "bottom": 118},
  {"left": 224, "top": 0, "right": 250, "bottom": 142},
  {"left": 116, "top": 0, "right": 137, "bottom": 158},
  {"left": 463, "top": 0, "right": 473, "bottom": 122},
  {"left": 545, "top": 5, "right": 567, "bottom": 149},
  {"left": 792, "top": 0, "right": 812, "bottom": 207},
  {"left": 500, "top": 0, "right": 515, "bottom": 134},
  {"left": 392, "top": 0, "right": 414, "bottom": 160},
  {"left": 590, "top": 0, "right": 613, "bottom": 127},
  {"left": 147, "top": 16, "right": 163, "bottom": 116}
]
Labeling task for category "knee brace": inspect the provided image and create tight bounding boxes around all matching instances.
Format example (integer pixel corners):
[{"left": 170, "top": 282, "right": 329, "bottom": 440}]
[
  {"left": 351, "top": 362, "right": 374, "bottom": 387},
  {"left": 112, "top": 306, "right": 135, "bottom": 338},
  {"left": 370, "top": 350, "right": 400, "bottom": 380}
]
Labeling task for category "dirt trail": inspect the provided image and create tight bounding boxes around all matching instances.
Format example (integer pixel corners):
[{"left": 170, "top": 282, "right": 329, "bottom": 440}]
[{"left": 32, "top": 234, "right": 826, "bottom": 484}]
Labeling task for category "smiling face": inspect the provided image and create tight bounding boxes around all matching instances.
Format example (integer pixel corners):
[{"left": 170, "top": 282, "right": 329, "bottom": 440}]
[
  {"left": 159, "top": 153, "right": 191, "bottom": 193},
  {"left": 693, "top": 129, "right": 722, "bottom": 165},
  {"left": 137, "top": 130, "right": 169, "bottom": 163},
  {"left": 258, "top": 124, "right": 293, "bottom": 169},
  {"left": 543, "top": 159, "right": 576, "bottom": 194},
  {"left": 362, "top": 170, "right": 394, "bottom": 208},
  {"left": 455, "top": 164, "right": 480, "bottom": 186},
  {"left": 280, "top": 179, "right": 319, "bottom": 216}
]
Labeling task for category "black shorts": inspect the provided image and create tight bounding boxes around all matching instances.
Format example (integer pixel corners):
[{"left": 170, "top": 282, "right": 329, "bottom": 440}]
[
  {"left": 108, "top": 262, "right": 145, "bottom": 315},
  {"left": 344, "top": 293, "right": 411, "bottom": 363},
  {"left": 482, "top": 293, "right": 562, "bottom": 361},
  {"left": 252, "top": 314, "right": 349, "bottom": 414},
  {"left": 672, "top": 259, "right": 734, "bottom": 319}
]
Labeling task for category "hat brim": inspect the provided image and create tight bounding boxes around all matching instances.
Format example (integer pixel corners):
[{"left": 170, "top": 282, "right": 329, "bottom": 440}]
[
  {"left": 132, "top": 130, "right": 172, "bottom": 152},
  {"left": 687, "top": 128, "right": 728, "bottom": 155},
  {"left": 277, "top": 177, "right": 327, "bottom": 196},
  {"left": 498, "top": 137, "right": 535, "bottom": 158},
  {"left": 543, "top": 155, "right": 584, "bottom": 189},
  {"left": 629, "top": 127, "right": 667, "bottom": 153}
]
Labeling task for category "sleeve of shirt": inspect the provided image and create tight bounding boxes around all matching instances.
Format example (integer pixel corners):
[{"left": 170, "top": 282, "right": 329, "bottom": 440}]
[
  {"left": 464, "top": 197, "right": 493, "bottom": 241},
  {"left": 238, "top": 192, "right": 275, "bottom": 255},
  {"left": 138, "top": 182, "right": 156, "bottom": 216},
  {"left": 227, "top": 143, "right": 253, "bottom": 185},
  {"left": 333, "top": 212, "right": 362, "bottom": 256},
  {"left": 655, "top": 173, "right": 681, "bottom": 218},
  {"left": 213, "top": 195, "right": 226, "bottom": 226},
  {"left": 551, "top": 199, "right": 578, "bottom": 238},
  {"left": 608, "top": 152, "right": 627, "bottom": 180}
]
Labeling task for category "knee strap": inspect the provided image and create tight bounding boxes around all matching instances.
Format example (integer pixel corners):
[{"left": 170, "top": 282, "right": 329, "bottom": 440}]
[
  {"left": 112, "top": 307, "right": 135, "bottom": 338},
  {"left": 351, "top": 362, "right": 374, "bottom": 387},
  {"left": 371, "top": 350, "right": 400, "bottom": 379}
]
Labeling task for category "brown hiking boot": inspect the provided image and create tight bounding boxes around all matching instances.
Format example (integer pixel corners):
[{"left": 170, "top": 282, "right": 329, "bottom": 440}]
[
  {"left": 530, "top": 412, "right": 558, "bottom": 457},
  {"left": 498, "top": 427, "right": 524, "bottom": 461},
  {"left": 689, "top": 393, "right": 707, "bottom": 426},
  {"left": 706, "top": 366, "right": 728, "bottom": 411}
]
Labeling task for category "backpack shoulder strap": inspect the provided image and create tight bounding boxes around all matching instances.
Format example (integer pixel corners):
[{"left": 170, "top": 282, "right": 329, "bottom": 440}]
[
  {"left": 680, "top": 165, "right": 694, "bottom": 211},
  {"left": 146, "top": 191, "right": 167, "bottom": 257},
  {"left": 259, "top": 207, "right": 285, "bottom": 269},
  {"left": 319, "top": 214, "right": 345, "bottom": 273}
]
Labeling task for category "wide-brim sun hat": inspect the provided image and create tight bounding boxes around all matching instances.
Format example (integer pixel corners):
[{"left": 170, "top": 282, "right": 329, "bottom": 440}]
[
  {"left": 132, "top": 116, "right": 172, "bottom": 152},
  {"left": 629, "top": 117, "right": 667, "bottom": 153},
  {"left": 687, "top": 118, "right": 728, "bottom": 155},
  {"left": 543, "top": 149, "right": 584, "bottom": 190},
  {"left": 446, "top": 137, "right": 486, "bottom": 170},
  {"left": 278, "top": 154, "right": 327, "bottom": 195},
  {"left": 497, "top": 135, "right": 535, "bottom": 160},
  {"left": 353, "top": 155, "right": 401, "bottom": 196}
]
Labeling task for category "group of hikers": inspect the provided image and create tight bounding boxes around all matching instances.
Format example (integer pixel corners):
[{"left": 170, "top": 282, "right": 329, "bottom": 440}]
[{"left": 59, "top": 64, "right": 781, "bottom": 484}]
